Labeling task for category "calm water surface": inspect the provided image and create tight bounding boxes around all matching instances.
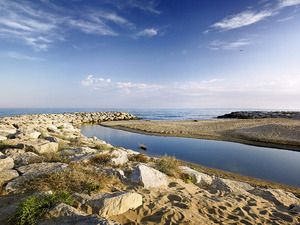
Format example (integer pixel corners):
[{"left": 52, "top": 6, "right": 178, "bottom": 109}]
[{"left": 80, "top": 124, "right": 300, "bottom": 188}]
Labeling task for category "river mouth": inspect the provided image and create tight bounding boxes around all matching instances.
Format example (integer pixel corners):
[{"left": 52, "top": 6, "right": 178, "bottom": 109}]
[{"left": 80, "top": 124, "right": 300, "bottom": 188}]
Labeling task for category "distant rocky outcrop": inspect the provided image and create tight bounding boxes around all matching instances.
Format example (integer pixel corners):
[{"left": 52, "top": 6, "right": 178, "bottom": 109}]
[{"left": 217, "top": 111, "right": 300, "bottom": 119}]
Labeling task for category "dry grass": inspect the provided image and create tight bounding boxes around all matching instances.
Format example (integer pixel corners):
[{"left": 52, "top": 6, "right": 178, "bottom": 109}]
[
  {"left": 89, "top": 153, "right": 115, "bottom": 165},
  {"left": 157, "top": 154, "right": 182, "bottom": 178},
  {"left": 20, "top": 164, "right": 122, "bottom": 194},
  {"left": 94, "top": 143, "right": 114, "bottom": 151},
  {"left": 0, "top": 179, "right": 5, "bottom": 196},
  {"left": 129, "top": 153, "right": 149, "bottom": 163}
]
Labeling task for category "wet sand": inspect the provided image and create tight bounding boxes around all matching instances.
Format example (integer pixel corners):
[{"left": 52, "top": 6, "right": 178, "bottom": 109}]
[{"left": 101, "top": 118, "right": 300, "bottom": 151}]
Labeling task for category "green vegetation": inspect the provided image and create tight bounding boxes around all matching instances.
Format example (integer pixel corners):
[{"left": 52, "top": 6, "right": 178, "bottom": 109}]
[
  {"left": 94, "top": 143, "right": 114, "bottom": 151},
  {"left": 9, "top": 190, "right": 74, "bottom": 225},
  {"left": 139, "top": 143, "right": 147, "bottom": 150},
  {"left": 157, "top": 154, "right": 182, "bottom": 178},
  {"left": 89, "top": 153, "right": 114, "bottom": 165},
  {"left": 57, "top": 125, "right": 64, "bottom": 130},
  {"left": 20, "top": 165, "right": 121, "bottom": 194},
  {"left": 129, "top": 153, "right": 149, "bottom": 163}
]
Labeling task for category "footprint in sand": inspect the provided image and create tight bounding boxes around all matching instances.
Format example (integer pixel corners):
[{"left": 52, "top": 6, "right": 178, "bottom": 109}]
[{"left": 167, "top": 194, "right": 182, "bottom": 202}]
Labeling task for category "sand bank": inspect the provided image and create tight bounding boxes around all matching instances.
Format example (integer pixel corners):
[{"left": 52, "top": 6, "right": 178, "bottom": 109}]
[{"left": 101, "top": 118, "right": 300, "bottom": 151}]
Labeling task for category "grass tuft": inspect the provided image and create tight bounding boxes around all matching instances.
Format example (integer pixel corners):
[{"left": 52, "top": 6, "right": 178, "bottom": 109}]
[
  {"left": 9, "top": 190, "right": 74, "bottom": 225},
  {"left": 129, "top": 153, "right": 149, "bottom": 163},
  {"left": 94, "top": 143, "right": 114, "bottom": 151},
  {"left": 20, "top": 165, "right": 121, "bottom": 194},
  {"left": 89, "top": 153, "right": 114, "bottom": 165},
  {"left": 157, "top": 154, "right": 182, "bottom": 178}
]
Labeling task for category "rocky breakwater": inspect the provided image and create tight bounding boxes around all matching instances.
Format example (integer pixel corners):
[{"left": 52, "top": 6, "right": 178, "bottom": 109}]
[
  {"left": 218, "top": 111, "right": 300, "bottom": 119},
  {"left": 1, "top": 111, "right": 300, "bottom": 224}
]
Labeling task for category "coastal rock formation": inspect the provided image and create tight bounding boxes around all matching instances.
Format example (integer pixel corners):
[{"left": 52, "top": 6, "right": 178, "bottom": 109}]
[
  {"left": 218, "top": 111, "right": 300, "bottom": 119},
  {"left": 1, "top": 111, "right": 300, "bottom": 224},
  {"left": 38, "top": 203, "right": 121, "bottom": 225},
  {"left": 131, "top": 164, "right": 168, "bottom": 188},
  {"left": 180, "top": 166, "right": 213, "bottom": 186},
  {"left": 209, "top": 177, "right": 254, "bottom": 194},
  {"left": 74, "top": 192, "right": 143, "bottom": 217}
]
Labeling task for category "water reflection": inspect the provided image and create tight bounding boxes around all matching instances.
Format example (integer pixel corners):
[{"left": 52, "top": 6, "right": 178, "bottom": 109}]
[{"left": 80, "top": 124, "right": 300, "bottom": 188}]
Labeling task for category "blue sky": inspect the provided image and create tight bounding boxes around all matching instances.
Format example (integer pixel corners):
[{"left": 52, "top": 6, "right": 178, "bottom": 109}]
[{"left": 0, "top": 0, "right": 300, "bottom": 109}]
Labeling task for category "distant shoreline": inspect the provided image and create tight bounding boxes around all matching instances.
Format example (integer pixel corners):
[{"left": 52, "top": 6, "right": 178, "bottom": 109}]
[{"left": 101, "top": 118, "right": 300, "bottom": 152}]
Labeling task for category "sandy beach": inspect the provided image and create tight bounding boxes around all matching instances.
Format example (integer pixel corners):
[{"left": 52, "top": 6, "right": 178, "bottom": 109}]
[
  {"left": 1, "top": 113, "right": 300, "bottom": 224},
  {"left": 101, "top": 118, "right": 300, "bottom": 151}
]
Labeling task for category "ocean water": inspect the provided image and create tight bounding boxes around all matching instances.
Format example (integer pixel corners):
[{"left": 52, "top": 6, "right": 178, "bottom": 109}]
[{"left": 0, "top": 108, "right": 288, "bottom": 120}]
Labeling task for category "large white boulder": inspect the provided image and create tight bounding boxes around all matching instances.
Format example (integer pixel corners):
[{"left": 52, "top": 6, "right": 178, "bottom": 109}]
[
  {"left": 180, "top": 166, "right": 213, "bottom": 187},
  {"left": 110, "top": 150, "right": 129, "bottom": 165},
  {"left": 0, "top": 155, "right": 14, "bottom": 171},
  {"left": 131, "top": 164, "right": 168, "bottom": 188},
  {"left": 38, "top": 203, "right": 120, "bottom": 225},
  {"left": 74, "top": 192, "right": 142, "bottom": 217},
  {"left": 209, "top": 177, "right": 254, "bottom": 194},
  {"left": 249, "top": 188, "right": 300, "bottom": 207}
]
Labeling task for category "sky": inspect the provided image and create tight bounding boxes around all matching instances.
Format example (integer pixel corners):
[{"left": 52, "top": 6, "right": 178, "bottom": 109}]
[{"left": 0, "top": 0, "right": 300, "bottom": 109}]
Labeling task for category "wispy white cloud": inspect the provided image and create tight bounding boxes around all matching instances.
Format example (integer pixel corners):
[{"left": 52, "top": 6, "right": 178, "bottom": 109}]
[
  {"left": 107, "top": 0, "right": 161, "bottom": 15},
  {"left": 212, "top": 10, "right": 277, "bottom": 31},
  {"left": 211, "top": 0, "right": 300, "bottom": 31},
  {"left": 137, "top": 28, "right": 158, "bottom": 37},
  {"left": 81, "top": 75, "right": 163, "bottom": 94},
  {"left": 5, "top": 51, "right": 45, "bottom": 61},
  {"left": 278, "top": 0, "right": 300, "bottom": 7},
  {"left": 209, "top": 39, "right": 252, "bottom": 50}
]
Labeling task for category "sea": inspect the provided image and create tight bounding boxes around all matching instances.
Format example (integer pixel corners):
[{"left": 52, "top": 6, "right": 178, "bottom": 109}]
[{"left": 0, "top": 108, "right": 297, "bottom": 120}]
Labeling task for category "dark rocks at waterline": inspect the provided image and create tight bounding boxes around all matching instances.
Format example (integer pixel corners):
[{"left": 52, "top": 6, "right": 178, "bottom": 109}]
[{"left": 217, "top": 111, "right": 300, "bottom": 119}]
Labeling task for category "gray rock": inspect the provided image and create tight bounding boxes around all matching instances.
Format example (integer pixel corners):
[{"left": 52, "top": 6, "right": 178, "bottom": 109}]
[
  {"left": 131, "top": 164, "right": 168, "bottom": 188},
  {"left": 9, "top": 152, "right": 43, "bottom": 166},
  {"left": 109, "top": 150, "right": 128, "bottom": 165},
  {"left": 209, "top": 177, "right": 254, "bottom": 194},
  {"left": 45, "top": 136, "right": 59, "bottom": 143},
  {"left": 60, "top": 147, "right": 97, "bottom": 155},
  {"left": 0, "top": 155, "right": 14, "bottom": 171},
  {"left": 38, "top": 203, "right": 120, "bottom": 225},
  {"left": 3, "top": 148, "right": 25, "bottom": 155},
  {"left": 0, "top": 169, "right": 19, "bottom": 182},
  {"left": 75, "top": 192, "right": 142, "bottom": 217},
  {"left": 98, "top": 168, "right": 126, "bottom": 179},
  {"left": 5, "top": 162, "right": 69, "bottom": 192},
  {"left": 249, "top": 188, "right": 300, "bottom": 207},
  {"left": 180, "top": 166, "right": 213, "bottom": 187}
]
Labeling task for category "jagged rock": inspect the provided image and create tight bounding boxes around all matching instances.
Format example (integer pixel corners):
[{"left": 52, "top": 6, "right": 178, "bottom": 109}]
[
  {"left": 15, "top": 127, "right": 41, "bottom": 139},
  {"left": 249, "top": 188, "right": 300, "bottom": 207},
  {"left": 0, "top": 169, "right": 19, "bottom": 182},
  {"left": 110, "top": 150, "right": 128, "bottom": 165},
  {"left": 0, "top": 155, "right": 14, "bottom": 171},
  {"left": 24, "top": 140, "right": 59, "bottom": 154},
  {"left": 45, "top": 136, "right": 59, "bottom": 143},
  {"left": 209, "top": 177, "right": 254, "bottom": 194},
  {"left": 3, "top": 148, "right": 25, "bottom": 155},
  {"left": 180, "top": 166, "right": 213, "bottom": 186},
  {"left": 9, "top": 152, "right": 43, "bottom": 166},
  {"left": 60, "top": 147, "right": 97, "bottom": 155},
  {"left": 60, "top": 147, "right": 97, "bottom": 163},
  {"left": 75, "top": 192, "right": 142, "bottom": 217},
  {"left": 5, "top": 162, "right": 69, "bottom": 192},
  {"left": 131, "top": 164, "right": 168, "bottom": 188},
  {"left": 98, "top": 168, "right": 126, "bottom": 179},
  {"left": 38, "top": 203, "right": 120, "bottom": 225}
]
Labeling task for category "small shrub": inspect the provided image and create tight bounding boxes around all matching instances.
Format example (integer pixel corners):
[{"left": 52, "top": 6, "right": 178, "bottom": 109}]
[
  {"left": 157, "top": 154, "right": 182, "bottom": 178},
  {"left": 89, "top": 153, "right": 114, "bottom": 165},
  {"left": 94, "top": 143, "right": 113, "bottom": 151},
  {"left": 20, "top": 165, "right": 121, "bottom": 194},
  {"left": 182, "top": 174, "right": 196, "bottom": 184},
  {"left": 57, "top": 125, "right": 64, "bottom": 130},
  {"left": 129, "top": 153, "right": 149, "bottom": 163},
  {"left": 9, "top": 190, "right": 74, "bottom": 225}
]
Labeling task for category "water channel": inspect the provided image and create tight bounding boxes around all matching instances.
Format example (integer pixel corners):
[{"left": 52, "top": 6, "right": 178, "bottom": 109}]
[{"left": 80, "top": 124, "right": 300, "bottom": 188}]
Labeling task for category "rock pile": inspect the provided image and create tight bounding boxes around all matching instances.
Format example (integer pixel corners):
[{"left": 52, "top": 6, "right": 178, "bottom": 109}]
[
  {"left": 0, "top": 111, "right": 300, "bottom": 224},
  {"left": 217, "top": 111, "right": 300, "bottom": 119}
]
